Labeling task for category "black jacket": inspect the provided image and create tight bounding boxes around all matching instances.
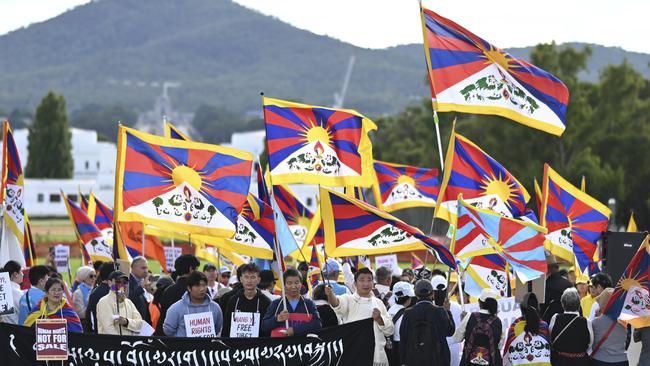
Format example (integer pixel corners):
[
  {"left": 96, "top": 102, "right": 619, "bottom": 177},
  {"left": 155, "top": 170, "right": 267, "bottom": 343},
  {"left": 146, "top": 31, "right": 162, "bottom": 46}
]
[
  {"left": 222, "top": 290, "right": 271, "bottom": 337},
  {"left": 128, "top": 273, "right": 150, "bottom": 323},
  {"left": 541, "top": 272, "right": 573, "bottom": 322},
  {"left": 155, "top": 276, "right": 188, "bottom": 336},
  {"left": 85, "top": 283, "right": 110, "bottom": 333},
  {"left": 399, "top": 300, "right": 455, "bottom": 366}
]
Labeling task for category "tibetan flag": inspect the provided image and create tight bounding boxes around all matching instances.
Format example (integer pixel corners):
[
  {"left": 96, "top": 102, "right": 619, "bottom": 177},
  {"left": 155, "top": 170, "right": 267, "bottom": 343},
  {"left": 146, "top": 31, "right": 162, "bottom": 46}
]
[
  {"left": 411, "top": 252, "right": 424, "bottom": 269},
  {"left": 273, "top": 185, "right": 321, "bottom": 250},
  {"left": 419, "top": 5, "right": 568, "bottom": 136},
  {"left": 463, "top": 254, "right": 508, "bottom": 298},
  {"left": 78, "top": 189, "right": 89, "bottom": 213},
  {"left": 534, "top": 177, "right": 543, "bottom": 216},
  {"left": 372, "top": 160, "right": 439, "bottom": 212},
  {"left": 164, "top": 121, "right": 191, "bottom": 141},
  {"left": 320, "top": 187, "right": 456, "bottom": 269},
  {"left": 435, "top": 130, "right": 530, "bottom": 223},
  {"left": 88, "top": 194, "right": 114, "bottom": 240},
  {"left": 62, "top": 192, "right": 113, "bottom": 262},
  {"left": 115, "top": 221, "right": 167, "bottom": 271},
  {"left": 1, "top": 120, "right": 26, "bottom": 243},
  {"left": 115, "top": 126, "right": 253, "bottom": 238},
  {"left": 255, "top": 161, "right": 271, "bottom": 204},
  {"left": 207, "top": 194, "right": 276, "bottom": 260},
  {"left": 195, "top": 244, "right": 248, "bottom": 268},
  {"left": 603, "top": 235, "right": 650, "bottom": 328},
  {"left": 541, "top": 164, "right": 611, "bottom": 271},
  {"left": 344, "top": 185, "right": 368, "bottom": 203},
  {"left": 628, "top": 212, "right": 638, "bottom": 232},
  {"left": 455, "top": 195, "right": 547, "bottom": 282},
  {"left": 263, "top": 97, "right": 377, "bottom": 187},
  {"left": 23, "top": 214, "right": 36, "bottom": 267}
]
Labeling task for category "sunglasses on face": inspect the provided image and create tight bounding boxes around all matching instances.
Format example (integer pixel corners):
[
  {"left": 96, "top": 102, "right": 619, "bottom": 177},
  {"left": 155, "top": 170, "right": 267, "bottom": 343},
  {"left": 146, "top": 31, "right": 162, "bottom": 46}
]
[{"left": 88, "top": 274, "right": 96, "bottom": 278}]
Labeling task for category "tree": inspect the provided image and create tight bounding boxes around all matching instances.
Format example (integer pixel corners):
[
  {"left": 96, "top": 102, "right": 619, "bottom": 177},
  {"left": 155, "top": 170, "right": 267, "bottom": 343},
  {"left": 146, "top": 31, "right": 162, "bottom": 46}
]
[
  {"left": 26, "top": 92, "right": 73, "bottom": 178},
  {"left": 70, "top": 103, "right": 137, "bottom": 141},
  {"left": 191, "top": 104, "right": 242, "bottom": 144}
]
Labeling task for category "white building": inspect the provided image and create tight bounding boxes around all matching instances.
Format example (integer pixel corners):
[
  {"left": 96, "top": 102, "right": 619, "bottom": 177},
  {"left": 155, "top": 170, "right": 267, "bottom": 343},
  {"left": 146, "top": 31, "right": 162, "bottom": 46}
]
[{"left": 11, "top": 128, "right": 116, "bottom": 217}]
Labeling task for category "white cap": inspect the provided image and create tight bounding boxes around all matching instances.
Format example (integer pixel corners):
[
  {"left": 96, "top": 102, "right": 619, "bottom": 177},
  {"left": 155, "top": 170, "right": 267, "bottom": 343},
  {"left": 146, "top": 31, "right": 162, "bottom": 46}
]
[
  {"left": 430, "top": 275, "right": 447, "bottom": 291},
  {"left": 392, "top": 281, "right": 415, "bottom": 298},
  {"left": 479, "top": 288, "right": 499, "bottom": 302}
]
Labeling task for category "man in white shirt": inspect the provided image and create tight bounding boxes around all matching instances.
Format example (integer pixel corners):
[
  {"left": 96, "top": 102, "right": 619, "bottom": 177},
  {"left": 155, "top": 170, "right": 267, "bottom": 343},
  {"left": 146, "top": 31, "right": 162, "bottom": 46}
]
[
  {"left": 203, "top": 263, "right": 224, "bottom": 300},
  {"left": 326, "top": 267, "right": 394, "bottom": 366},
  {"left": 374, "top": 266, "right": 395, "bottom": 308}
]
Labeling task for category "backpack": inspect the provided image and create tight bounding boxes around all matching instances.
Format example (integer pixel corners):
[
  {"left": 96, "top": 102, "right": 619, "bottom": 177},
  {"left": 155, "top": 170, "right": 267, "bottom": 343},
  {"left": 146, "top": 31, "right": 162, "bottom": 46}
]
[
  {"left": 463, "top": 313, "right": 497, "bottom": 366},
  {"left": 404, "top": 306, "right": 440, "bottom": 365},
  {"left": 373, "top": 289, "right": 393, "bottom": 309}
]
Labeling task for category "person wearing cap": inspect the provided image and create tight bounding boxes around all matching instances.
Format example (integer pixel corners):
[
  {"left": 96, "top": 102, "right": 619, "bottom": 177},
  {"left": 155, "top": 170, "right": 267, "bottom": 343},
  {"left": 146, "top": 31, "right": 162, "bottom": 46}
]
[
  {"left": 323, "top": 259, "right": 351, "bottom": 295},
  {"left": 575, "top": 277, "right": 589, "bottom": 299},
  {"left": 387, "top": 281, "right": 414, "bottom": 366},
  {"left": 203, "top": 263, "right": 224, "bottom": 300},
  {"left": 431, "top": 275, "right": 463, "bottom": 366},
  {"left": 258, "top": 269, "right": 280, "bottom": 301},
  {"left": 325, "top": 267, "right": 394, "bottom": 366},
  {"left": 399, "top": 279, "right": 454, "bottom": 365},
  {"left": 590, "top": 288, "right": 628, "bottom": 366},
  {"left": 503, "top": 292, "right": 551, "bottom": 366},
  {"left": 582, "top": 273, "right": 613, "bottom": 321},
  {"left": 219, "top": 266, "right": 232, "bottom": 287},
  {"left": 222, "top": 263, "right": 271, "bottom": 337},
  {"left": 549, "top": 288, "right": 592, "bottom": 366},
  {"left": 96, "top": 271, "right": 143, "bottom": 335},
  {"left": 453, "top": 288, "right": 505, "bottom": 366}
]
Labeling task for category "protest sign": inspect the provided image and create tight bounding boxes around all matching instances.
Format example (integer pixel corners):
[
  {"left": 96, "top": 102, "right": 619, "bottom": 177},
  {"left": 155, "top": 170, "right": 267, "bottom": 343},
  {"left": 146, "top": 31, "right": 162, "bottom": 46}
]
[
  {"left": 1, "top": 318, "right": 375, "bottom": 366},
  {"left": 0, "top": 272, "right": 14, "bottom": 315},
  {"left": 35, "top": 319, "right": 68, "bottom": 361},
  {"left": 375, "top": 254, "right": 400, "bottom": 275},
  {"left": 54, "top": 244, "right": 70, "bottom": 273},
  {"left": 230, "top": 312, "right": 260, "bottom": 338},
  {"left": 183, "top": 311, "right": 216, "bottom": 338},
  {"left": 164, "top": 246, "right": 182, "bottom": 272}
]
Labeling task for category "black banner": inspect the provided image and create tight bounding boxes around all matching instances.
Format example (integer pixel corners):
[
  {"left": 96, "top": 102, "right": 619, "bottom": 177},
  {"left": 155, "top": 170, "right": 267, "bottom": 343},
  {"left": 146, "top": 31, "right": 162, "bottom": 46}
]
[{"left": 0, "top": 319, "right": 374, "bottom": 366}]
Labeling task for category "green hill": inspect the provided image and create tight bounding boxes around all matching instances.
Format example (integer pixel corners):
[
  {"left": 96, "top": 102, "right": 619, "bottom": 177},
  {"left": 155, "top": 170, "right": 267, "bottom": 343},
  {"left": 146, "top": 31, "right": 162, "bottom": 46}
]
[{"left": 0, "top": 0, "right": 648, "bottom": 118}]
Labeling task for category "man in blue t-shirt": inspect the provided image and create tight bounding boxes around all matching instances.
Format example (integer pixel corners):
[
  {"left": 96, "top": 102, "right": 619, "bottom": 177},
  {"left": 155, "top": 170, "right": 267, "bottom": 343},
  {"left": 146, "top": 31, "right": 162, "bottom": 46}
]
[{"left": 18, "top": 265, "right": 50, "bottom": 324}]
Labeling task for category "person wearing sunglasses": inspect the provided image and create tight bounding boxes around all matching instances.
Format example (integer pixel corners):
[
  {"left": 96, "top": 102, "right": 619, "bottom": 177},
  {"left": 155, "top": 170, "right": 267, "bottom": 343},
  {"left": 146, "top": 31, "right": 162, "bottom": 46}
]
[{"left": 72, "top": 266, "right": 96, "bottom": 330}]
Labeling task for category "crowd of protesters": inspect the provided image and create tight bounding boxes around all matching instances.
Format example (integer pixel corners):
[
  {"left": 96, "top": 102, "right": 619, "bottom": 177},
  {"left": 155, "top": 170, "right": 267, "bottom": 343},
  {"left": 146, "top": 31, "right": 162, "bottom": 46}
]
[{"left": 0, "top": 256, "right": 642, "bottom": 366}]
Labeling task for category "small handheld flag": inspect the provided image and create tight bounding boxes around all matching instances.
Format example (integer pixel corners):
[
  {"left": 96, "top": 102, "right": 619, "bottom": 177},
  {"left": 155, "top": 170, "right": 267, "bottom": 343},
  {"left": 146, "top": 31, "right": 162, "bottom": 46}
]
[{"left": 62, "top": 192, "right": 113, "bottom": 262}]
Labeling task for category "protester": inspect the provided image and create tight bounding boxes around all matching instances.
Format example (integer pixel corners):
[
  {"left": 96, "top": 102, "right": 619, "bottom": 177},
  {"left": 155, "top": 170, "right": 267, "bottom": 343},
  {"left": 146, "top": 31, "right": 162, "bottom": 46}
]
[
  {"left": 258, "top": 269, "right": 280, "bottom": 301},
  {"left": 163, "top": 271, "right": 223, "bottom": 337},
  {"left": 96, "top": 271, "right": 143, "bottom": 335},
  {"left": 24, "top": 277, "right": 82, "bottom": 332},
  {"left": 222, "top": 263, "right": 271, "bottom": 337},
  {"left": 219, "top": 266, "right": 232, "bottom": 287},
  {"left": 71, "top": 266, "right": 95, "bottom": 325},
  {"left": 549, "top": 288, "right": 593, "bottom": 366},
  {"left": 204, "top": 263, "right": 223, "bottom": 299},
  {"left": 298, "top": 262, "right": 309, "bottom": 295},
  {"left": 503, "top": 292, "right": 551, "bottom": 366},
  {"left": 156, "top": 254, "right": 200, "bottom": 335},
  {"left": 323, "top": 259, "right": 351, "bottom": 295},
  {"left": 262, "top": 269, "right": 321, "bottom": 336},
  {"left": 431, "top": 275, "right": 463, "bottom": 366},
  {"left": 148, "top": 276, "right": 174, "bottom": 330},
  {"left": 326, "top": 267, "right": 394, "bottom": 366},
  {"left": 85, "top": 262, "right": 115, "bottom": 333},
  {"left": 400, "top": 268, "right": 415, "bottom": 283},
  {"left": 575, "top": 277, "right": 589, "bottom": 299},
  {"left": 128, "top": 256, "right": 151, "bottom": 322},
  {"left": 387, "top": 281, "right": 414, "bottom": 366},
  {"left": 218, "top": 266, "right": 244, "bottom": 310},
  {"left": 399, "top": 279, "right": 454, "bottom": 366},
  {"left": 582, "top": 273, "right": 613, "bottom": 320},
  {"left": 0, "top": 260, "right": 24, "bottom": 324},
  {"left": 453, "top": 288, "right": 504, "bottom": 366},
  {"left": 541, "top": 262, "right": 573, "bottom": 322},
  {"left": 312, "top": 284, "right": 338, "bottom": 328},
  {"left": 17, "top": 265, "right": 50, "bottom": 325},
  {"left": 591, "top": 288, "right": 628, "bottom": 366},
  {"left": 374, "top": 266, "right": 394, "bottom": 308}
]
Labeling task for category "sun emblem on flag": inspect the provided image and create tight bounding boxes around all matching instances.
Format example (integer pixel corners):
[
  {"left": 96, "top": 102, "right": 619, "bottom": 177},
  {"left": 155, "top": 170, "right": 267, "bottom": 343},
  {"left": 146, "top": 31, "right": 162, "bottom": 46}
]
[
  {"left": 286, "top": 119, "right": 342, "bottom": 175},
  {"left": 479, "top": 173, "right": 518, "bottom": 210},
  {"left": 480, "top": 45, "right": 517, "bottom": 73}
]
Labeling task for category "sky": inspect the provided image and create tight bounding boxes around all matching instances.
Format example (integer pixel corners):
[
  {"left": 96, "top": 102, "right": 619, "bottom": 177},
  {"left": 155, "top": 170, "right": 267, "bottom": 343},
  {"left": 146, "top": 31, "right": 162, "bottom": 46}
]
[{"left": 0, "top": 0, "right": 648, "bottom": 54}]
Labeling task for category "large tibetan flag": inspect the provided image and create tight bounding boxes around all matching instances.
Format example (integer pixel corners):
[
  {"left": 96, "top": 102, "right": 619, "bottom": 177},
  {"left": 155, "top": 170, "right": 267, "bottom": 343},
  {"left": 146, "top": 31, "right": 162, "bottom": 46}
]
[
  {"left": 435, "top": 130, "right": 530, "bottom": 223},
  {"left": 208, "top": 194, "right": 275, "bottom": 259},
  {"left": 115, "top": 221, "right": 167, "bottom": 271},
  {"left": 419, "top": 5, "right": 568, "bottom": 136},
  {"left": 164, "top": 121, "right": 191, "bottom": 141},
  {"left": 463, "top": 254, "right": 508, "bottom": 298},
  {"left": 372, "top": 160, "right": 439, "bottom": 212},
  {"left": 603, "top": 235, "right": 650, "bottom": 328},
  {"left": 263, "top": 97, "right": 377, "bottom": 187},
  {"left": 115, "top": 126, "right": 253, "bottom": 237},
  {"left": 1, "top": 120, "right": 26, "bottom": 244},
  {"left": 540, "top": 164, "right": 610, "bottom": 271},
  {"left": 62, "top": 193, "right": 113, "bottom": 262},
  {"left": 88, "top": 194, "right": 114, "bottom": 240},
  {"left": 320, "top": 187, "right": 456, "bottom": 269},
  {"left": 455, "top": 195, "right": 547, "bottom": 282}
]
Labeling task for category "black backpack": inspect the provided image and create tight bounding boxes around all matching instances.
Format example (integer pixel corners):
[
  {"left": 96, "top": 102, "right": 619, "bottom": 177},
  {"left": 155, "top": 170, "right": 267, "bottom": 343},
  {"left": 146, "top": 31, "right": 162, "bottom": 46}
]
[{"left": 404, "top": 306, "right": 440, "bottom": 365}]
